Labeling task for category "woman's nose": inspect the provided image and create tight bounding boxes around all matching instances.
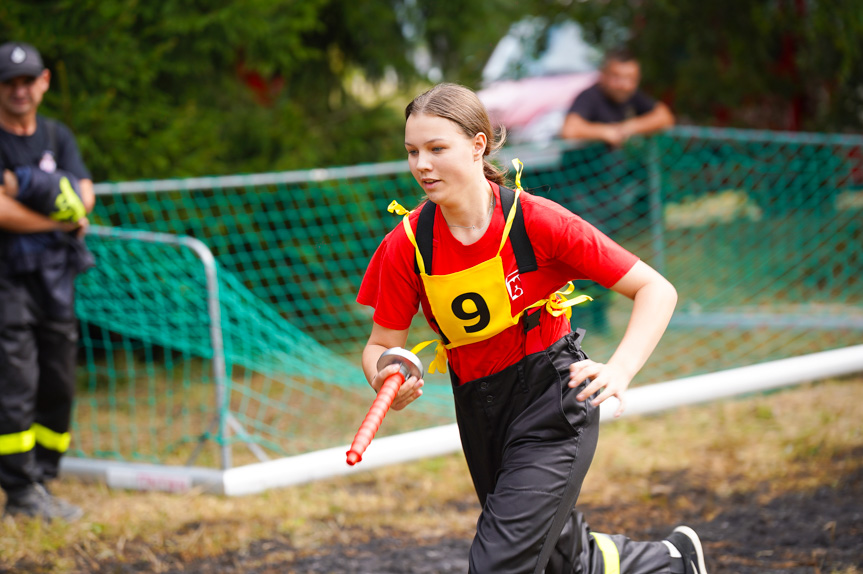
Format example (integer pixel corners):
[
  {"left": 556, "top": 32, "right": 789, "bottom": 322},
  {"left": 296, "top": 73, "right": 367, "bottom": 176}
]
[{"left": 415, "top": 151, "right": 431, "bottom": 171}]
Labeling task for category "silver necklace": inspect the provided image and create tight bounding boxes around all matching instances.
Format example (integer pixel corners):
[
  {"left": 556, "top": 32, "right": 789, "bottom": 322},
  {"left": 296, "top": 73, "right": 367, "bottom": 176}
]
[{"left": 447, "top": 195, "right": 495, "bottom": 230}]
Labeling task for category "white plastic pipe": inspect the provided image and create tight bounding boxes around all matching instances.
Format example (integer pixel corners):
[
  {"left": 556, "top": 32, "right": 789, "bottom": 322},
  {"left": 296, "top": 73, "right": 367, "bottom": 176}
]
[
  {"left": 222, "top": 424, "right": 463, "bottom": 496},
  {"left": 61, "top": 457, "right": 224, "bottom": 493},
  {"left": 599, "top": 343, "right": 863, "bottom": 421},
  {"left": 61, "top": 344, "right": 863, "bottom": 495}
]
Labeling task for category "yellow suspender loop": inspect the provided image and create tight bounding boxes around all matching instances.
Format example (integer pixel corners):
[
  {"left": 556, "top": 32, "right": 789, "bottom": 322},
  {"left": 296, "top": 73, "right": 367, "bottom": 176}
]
[
  {"left": 387, "top": 199, "right": 427, "bottom": 276},
  {"left": 525, "top": 282, "right": 593, "bottom": 321},
  {"left": 498, "top": 187, "right": 520, "bottom": 255},
  {"left": 387, "top": 200, "right": 410, "bottom": 216},
  {"left": 410, "top": 339, "right": 448, "bottom": 374},
  {"left": 496, "top": 157, "right": 525, "bottom": 254},
  {"left": 512, "top": 158, "right": 524, "bottom": 191},
  {"left": 401, "top": 214, "right": 426, "bottom": 275}
]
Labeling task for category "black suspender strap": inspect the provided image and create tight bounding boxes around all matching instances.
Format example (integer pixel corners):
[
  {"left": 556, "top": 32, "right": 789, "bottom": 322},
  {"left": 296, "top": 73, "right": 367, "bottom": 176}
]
[
  {"left": 412, "top": 200, "right": 450, "bottom": 344},
  {"left": 498, "top": 186, "right": 538, "bottom": 274},
  {"left": 413, "top": 188, "right": 537, "bottom": 276},
  {"left": 499, "top": 185, "right": 543, "bottom": 340},
  {"left": 523, "top": 307, "right": 542, "bottom": 332},
  {"left": 413, "top": 199, "right": 436, "bottom": 275}
]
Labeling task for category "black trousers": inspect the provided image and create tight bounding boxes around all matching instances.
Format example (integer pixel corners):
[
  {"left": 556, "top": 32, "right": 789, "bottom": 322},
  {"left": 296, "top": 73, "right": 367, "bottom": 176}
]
[
  {"left": 0, "top": 273, "right": 78, "bottom": 493},
  {"left": 451, "top": 331, "right": 671, "bottom": 573}
]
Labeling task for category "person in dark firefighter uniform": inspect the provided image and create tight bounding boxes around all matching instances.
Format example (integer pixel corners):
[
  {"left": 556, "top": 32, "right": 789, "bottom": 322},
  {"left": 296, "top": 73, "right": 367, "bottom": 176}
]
[
  {"left": 0, "top": 42, "right": 95, "bottom": 522},
  {"left": 357, "top": 83, "right": 709, "bottom": 573}
]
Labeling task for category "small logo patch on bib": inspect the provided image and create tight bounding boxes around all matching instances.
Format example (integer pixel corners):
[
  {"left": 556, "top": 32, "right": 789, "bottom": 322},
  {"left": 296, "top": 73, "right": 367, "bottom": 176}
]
[{"left": 506, "top": 270, "right": 524, "bottom": 301}]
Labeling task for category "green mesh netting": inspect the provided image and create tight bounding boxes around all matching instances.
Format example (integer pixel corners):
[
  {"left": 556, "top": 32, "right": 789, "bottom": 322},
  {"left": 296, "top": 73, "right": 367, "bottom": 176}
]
[{"left": 71, "top": 127, "right": 863, "bottom": 468}]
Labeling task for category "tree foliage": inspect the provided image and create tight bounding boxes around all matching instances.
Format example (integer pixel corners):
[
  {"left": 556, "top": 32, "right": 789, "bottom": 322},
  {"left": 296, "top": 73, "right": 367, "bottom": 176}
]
[
  {"left": 0, "top": 0, "right": 523, "bottom": 180},
  {"left": 551, "top": 0, "right": 863, "bottom": 132},
  {"left": 1, "top": 1, "right": 860, "bottom": 182}
]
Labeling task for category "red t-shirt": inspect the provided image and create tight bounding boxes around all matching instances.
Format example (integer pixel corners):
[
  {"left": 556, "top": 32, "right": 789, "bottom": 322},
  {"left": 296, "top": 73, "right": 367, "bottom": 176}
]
[{"left": 357, "top": 182, "right": 638, "bottom": 383}]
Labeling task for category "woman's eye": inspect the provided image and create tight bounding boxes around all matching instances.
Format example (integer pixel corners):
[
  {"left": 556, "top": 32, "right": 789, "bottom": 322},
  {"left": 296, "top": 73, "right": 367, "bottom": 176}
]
[
  {"left": 407, "top": 150, "right": 418, "bottom": 156},
  {"left": 432, "top": 147, "right": 444, "bottom": 152}
]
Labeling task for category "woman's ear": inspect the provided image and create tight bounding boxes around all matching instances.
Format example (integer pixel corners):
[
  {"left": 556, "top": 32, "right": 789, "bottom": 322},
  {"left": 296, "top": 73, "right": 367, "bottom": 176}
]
[{"left": 473, "top": 132, "right": 488, "bottom": 160}]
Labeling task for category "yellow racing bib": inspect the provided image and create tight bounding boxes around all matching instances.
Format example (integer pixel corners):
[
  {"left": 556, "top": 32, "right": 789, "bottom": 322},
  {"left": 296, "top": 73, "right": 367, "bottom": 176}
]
[{"left": 405, "top": 199, "right": 522, "bottom": 349}]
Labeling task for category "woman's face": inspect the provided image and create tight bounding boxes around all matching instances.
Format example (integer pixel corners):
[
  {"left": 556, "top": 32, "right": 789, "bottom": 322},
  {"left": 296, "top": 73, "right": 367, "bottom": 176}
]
[{"left": 405, "top": 112, "right": 486, "bottom": 206}]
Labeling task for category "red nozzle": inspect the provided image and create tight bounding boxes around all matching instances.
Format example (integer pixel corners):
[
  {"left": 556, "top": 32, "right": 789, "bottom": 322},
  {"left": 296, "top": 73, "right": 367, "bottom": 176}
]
[{"left": 345, "top": 372, "right": 404, "bottom": 466}]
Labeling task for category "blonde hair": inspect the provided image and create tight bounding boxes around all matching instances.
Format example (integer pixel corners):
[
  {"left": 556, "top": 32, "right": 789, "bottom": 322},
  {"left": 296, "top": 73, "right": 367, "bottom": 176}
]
[{"left": 405, "top": 83, "right": 507, "bottom": 185}]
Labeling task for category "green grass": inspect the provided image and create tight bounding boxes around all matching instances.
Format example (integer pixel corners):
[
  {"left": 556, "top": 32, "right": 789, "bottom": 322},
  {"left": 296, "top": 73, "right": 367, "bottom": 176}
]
[{"left": 2, "top": 376, "right": 860, "bottom": 572}]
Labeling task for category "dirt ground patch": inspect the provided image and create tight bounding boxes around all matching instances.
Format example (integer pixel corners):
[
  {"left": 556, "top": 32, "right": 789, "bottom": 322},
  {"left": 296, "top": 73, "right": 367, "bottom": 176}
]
[{"left": 74, "top": 448, "right": 862, "bottom": 574}]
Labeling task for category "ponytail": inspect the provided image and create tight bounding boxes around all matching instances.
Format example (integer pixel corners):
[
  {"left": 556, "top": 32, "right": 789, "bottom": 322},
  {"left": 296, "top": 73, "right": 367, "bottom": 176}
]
[{"left": 482, "top": 125, "right": 507, "bottom": 185}]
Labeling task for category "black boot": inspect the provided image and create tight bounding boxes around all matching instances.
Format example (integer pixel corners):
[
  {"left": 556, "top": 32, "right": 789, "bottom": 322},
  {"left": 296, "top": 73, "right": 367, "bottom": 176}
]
[
  {"left": 4, "top": 483, "right": 83, "bottom": 522},
  {"left": 665, "top": 526, "right": 708, "bottom": 574}
]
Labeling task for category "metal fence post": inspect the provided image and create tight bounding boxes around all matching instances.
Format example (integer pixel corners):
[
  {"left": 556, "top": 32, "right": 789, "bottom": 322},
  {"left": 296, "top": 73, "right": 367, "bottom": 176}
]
[
  {"left": 88, "top": 226, "right": 232, "bottom": 470},
  {"left": 648, "top": 137, "right": 666, "bottom": 273},
  {"left": 192, "top": 239, "right": 232, "bottom": 471}
]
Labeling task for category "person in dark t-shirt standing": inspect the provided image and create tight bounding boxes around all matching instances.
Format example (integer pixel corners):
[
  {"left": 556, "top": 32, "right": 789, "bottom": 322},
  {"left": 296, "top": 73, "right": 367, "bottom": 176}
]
[
  {"left": 0, "top": 41, "right": 94, "bottom": 522},
  {"left": 559, "top": 48, "right": 674, "bottom": 335}
]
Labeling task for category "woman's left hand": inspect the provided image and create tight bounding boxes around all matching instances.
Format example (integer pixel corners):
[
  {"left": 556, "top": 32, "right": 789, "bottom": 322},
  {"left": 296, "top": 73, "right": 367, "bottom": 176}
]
[
  {"left": 569, "top": 359, "right": 631, "bottom": 418},
  {"left": 371, "top": 362, "right": 424, "bottom": 411}
]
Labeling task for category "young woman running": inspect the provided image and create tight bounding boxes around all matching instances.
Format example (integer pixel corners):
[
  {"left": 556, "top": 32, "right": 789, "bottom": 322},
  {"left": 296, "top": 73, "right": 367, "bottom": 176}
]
[{"left": 357, "top": 83, "right": 708, "bottom": 574}]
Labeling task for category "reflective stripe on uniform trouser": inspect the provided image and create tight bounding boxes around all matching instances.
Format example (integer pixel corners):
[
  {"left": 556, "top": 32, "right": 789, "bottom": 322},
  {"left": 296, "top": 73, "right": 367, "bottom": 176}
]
[
  {"left": 34, "top": 423, "right": 72, "bottom": 483},
  {"left": 33, "top": 423, "right": 71, "bottom": 453},
  {"left": 0, "top": 429, "right": 37, "bottom": 456},
  {"left": 0, "top": 425, "right": 68, "bottom": 455},
  {"left": 592, "top": 533, "right": 620, "bottom": 574},
  {"left": 545, "top": 509, "right": 673, "bottom": 573},
  {"left": 0, "top": 429, "right": 40, "bottom": 493},
  {"left": 0, "top": 424, "right": 76, "bottom": 488},
  {"left": 33, "top": 421, "right": 71, "bottom": 482},
  {"left": 0, "top": 425, "right": 72, "bottom": 490}
]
